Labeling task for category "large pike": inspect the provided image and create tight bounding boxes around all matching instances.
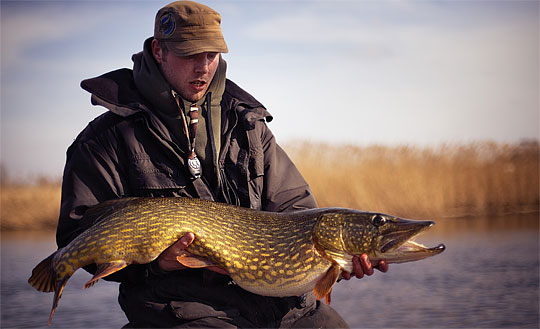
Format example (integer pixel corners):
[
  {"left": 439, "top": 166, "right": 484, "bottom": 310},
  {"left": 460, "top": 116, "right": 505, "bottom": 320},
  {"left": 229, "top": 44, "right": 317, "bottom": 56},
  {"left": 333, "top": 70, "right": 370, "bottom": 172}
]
[{"left": 29, "top": 197, "right": 445, "bottom": 325}]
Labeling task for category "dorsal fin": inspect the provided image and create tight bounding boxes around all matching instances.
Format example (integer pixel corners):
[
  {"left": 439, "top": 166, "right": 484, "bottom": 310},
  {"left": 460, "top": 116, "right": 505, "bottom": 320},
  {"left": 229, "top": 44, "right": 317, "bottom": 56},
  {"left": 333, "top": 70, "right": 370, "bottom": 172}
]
[{"left": 80, "top": 198, "right": 140, "bottom": 229}]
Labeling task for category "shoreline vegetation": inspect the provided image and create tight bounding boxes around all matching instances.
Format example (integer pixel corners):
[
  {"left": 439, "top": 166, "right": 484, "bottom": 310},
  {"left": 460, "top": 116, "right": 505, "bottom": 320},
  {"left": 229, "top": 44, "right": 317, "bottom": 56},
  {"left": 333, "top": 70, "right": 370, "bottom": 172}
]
[{"left": 1, "top": 141, "right": 538, "bottom": 231}]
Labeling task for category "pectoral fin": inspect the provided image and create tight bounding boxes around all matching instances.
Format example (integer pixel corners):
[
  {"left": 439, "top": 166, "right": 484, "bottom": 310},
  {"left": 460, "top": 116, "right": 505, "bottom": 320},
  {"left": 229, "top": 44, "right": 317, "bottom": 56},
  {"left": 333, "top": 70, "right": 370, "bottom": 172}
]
[
  {"left": 313, "top": 263, "right": 341, "bottom": 305},
  {"left": 49, "top": 276, "right": 70, "bottom": 326},
  {"left": 84, "top": 261, "right": 128, "bottom": 289},
  {"left": 325, "top": 250, "right": 354, "bottom": 273},
  {"left": 176, "top": 255, "right": 218, "bottom": 268}
]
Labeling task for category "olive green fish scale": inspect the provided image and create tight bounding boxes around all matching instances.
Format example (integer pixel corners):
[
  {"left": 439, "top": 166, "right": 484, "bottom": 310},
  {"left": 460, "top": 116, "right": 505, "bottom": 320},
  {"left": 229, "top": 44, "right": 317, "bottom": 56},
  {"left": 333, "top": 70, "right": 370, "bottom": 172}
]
[
  {"left": 53, "top": 198, "right": 331, "bottom": 292},
  {"left": 42, "top": 197, "right": 445, "bottom": 302},
  {"left": 29, "top": 196, "right": 447, "bottom": 328}
]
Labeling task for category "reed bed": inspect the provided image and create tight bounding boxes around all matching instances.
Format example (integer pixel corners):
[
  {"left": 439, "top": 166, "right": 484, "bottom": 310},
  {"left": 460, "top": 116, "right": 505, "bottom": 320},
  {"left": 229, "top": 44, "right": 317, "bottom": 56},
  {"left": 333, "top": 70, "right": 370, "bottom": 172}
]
[
  {"left": 0, "top": 181, "right": 61, "bottom": 230},
  {"left": 285, "top": 140, "right": 539, "bottom": 219},
  {"left": 1, "top": 141, "right": 538, "bottom": 230}
]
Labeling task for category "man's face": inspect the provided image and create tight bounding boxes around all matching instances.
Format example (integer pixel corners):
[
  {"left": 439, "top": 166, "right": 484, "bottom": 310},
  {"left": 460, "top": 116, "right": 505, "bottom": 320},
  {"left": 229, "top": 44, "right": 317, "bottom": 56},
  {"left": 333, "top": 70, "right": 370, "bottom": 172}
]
[{"left": 152, "top": 40, "right": 220, "bottom": 103}]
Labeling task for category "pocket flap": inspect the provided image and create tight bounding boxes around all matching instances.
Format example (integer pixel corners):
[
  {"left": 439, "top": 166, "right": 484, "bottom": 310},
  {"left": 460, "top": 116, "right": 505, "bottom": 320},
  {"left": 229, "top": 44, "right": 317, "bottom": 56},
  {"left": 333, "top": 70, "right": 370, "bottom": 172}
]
[
  {"left": 128, "top": 155, "right": 186, "bottom": 190},
  {"left": 169, "top": 301, "right": 235, "bottom": 321}
]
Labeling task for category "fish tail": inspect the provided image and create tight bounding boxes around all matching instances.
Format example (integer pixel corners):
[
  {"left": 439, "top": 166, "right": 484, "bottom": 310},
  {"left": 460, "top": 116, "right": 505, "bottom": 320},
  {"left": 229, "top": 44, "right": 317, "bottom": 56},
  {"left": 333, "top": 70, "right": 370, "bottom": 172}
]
[
  {"left": 28, "top": 252, "right": 57, "bottom": 293},
  {"left": 29, "top": 251, "right": 73, "bottom": 325}
]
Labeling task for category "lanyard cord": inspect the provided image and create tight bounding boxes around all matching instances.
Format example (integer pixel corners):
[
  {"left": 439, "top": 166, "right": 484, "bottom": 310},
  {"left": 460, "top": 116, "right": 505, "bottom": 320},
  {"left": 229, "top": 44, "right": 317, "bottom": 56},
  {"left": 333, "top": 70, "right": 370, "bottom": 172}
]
[
  {"left": 172, "top": 90, "right": 202, "bottom": 178},
  {"left": 172, "top": 90, "right": 199, "bottom": 159}
]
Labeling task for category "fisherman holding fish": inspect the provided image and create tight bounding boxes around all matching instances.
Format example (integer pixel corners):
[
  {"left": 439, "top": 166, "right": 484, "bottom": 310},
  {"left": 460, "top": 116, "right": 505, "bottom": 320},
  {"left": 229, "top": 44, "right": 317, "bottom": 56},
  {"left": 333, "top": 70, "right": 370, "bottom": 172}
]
[{"left": 53, "top": 1, "right": 389, "bottom": 327}]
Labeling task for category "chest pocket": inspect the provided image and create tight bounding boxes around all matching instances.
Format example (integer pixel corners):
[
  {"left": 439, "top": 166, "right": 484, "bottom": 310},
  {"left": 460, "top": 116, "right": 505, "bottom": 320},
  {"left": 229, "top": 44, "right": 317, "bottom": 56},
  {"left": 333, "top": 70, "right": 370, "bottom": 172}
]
[{"left": 128, "top": 155, "right": 187, "bottom": 192}]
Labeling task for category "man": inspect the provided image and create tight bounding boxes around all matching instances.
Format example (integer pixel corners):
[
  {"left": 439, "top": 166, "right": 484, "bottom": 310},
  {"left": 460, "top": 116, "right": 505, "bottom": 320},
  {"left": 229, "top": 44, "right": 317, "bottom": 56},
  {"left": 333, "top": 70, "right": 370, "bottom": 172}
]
[{"left": 56, "top": 1, "right": 388, "bottom": 327}]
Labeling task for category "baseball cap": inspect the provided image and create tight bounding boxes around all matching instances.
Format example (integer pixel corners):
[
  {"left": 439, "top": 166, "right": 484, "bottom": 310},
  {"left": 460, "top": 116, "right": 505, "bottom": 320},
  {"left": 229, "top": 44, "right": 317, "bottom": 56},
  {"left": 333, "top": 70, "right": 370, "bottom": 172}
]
[{"left": 154, "top": 1, "right": 228, "bottom": 56}]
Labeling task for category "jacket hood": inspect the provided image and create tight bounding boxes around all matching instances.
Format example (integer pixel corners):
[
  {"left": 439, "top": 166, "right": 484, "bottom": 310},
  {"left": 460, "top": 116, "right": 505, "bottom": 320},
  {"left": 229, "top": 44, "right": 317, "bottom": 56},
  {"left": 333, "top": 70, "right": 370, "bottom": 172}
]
[
  {"left": 132, "top": 37, "right": 180, "bottom": 118},
  {"left": 81, "top": 68, "right": 147, "bottom": 117}
]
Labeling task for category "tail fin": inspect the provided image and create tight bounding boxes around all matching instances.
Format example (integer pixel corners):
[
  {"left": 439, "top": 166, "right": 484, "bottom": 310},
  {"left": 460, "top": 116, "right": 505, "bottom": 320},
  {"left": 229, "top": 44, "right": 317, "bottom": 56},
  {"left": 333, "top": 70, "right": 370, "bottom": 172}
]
[
  {"left": 29, "top": 251, "right": 72, "bottom": 326},
  {"left": 28, "top": 252, "right": 57, "bottom": 293}
]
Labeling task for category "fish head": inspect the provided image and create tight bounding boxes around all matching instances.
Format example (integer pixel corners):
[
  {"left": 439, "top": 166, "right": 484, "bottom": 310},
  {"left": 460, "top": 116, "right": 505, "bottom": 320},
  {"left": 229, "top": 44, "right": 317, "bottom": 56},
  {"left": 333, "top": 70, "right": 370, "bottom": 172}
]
[{"left": 313, "top": 209, "right": 445, "bottom": 271}]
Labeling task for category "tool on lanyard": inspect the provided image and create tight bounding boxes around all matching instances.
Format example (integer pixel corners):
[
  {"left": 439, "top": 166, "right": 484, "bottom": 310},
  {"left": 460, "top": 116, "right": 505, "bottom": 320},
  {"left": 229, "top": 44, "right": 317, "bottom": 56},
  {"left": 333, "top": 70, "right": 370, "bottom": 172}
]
[{"left": 172, "top": 90, "right": 202, "bottom": 179}]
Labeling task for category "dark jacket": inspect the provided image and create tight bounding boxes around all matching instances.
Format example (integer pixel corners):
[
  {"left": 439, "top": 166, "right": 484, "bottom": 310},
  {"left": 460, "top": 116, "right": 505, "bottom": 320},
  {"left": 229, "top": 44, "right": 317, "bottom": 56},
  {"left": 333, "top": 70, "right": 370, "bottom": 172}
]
[
  {"left": 57, "top": 70, "right": 317, "bottom": 248},
  {"left": 53, "top": 59, "right": 329, "bottom": 327},
  {"left": 52, "top": 32, "right": 339, "bottom": 326}
]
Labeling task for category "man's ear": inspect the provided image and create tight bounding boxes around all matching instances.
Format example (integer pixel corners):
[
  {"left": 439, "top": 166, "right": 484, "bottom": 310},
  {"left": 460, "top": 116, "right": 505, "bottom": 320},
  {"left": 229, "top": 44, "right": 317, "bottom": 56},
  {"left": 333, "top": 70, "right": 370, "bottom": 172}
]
[{"left": 151, "top": 39, "right": 163, "bottom": 64}]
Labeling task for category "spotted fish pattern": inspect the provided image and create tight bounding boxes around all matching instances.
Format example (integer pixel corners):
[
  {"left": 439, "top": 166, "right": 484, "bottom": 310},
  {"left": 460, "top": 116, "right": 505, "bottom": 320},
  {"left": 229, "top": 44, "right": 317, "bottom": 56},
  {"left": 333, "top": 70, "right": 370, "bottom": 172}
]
[{"left": 28, "top": 197, "right": 445, "bottom": 326}]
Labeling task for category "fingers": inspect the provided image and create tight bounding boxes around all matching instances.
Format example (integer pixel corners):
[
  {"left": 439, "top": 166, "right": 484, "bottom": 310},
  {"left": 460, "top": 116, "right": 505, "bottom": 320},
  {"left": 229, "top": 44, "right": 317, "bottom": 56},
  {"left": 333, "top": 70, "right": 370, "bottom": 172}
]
[
  {"left": 376, "top": 259, "right": 389, "bottom": 273},
  {"left": 158, "top": 233, "right": 196, "bottom": 272},
  {"left": 163, "top": 233, "right": 195, "bottom": 256},
  {"left": 341, "top": 271, "right": 352, "bottom": 280},
  {"left": 361, "top": 254, "right": 374, "bottom": 276},
  {"left": 347, "top": 254, "right": 388, "bottom": 280},
  {"left": 341, "top": 255, "right": 370, "bottom": 280},
  {"left": 176, "top": 232, "right": 195, "bottom": 249},
  {"left": 352, "top": 254, "right": 373, "bottom": 278}
]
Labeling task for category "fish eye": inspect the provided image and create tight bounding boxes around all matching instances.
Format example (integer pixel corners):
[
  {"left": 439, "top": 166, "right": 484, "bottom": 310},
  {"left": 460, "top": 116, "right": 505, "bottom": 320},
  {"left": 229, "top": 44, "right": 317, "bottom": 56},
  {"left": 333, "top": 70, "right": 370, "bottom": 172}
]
[{"left": 372, "top": 214, "right": 387, "bottom": 227}]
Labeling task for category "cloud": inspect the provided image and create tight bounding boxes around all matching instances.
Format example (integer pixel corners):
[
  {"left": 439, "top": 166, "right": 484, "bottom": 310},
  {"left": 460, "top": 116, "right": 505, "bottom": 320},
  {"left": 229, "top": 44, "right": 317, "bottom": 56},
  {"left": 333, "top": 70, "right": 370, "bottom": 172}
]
[
  {"left": 242, "top": 1, "right": 538, "bottom": 60},
  {"left": 243, "top": 5, "right": 397, "bottom": 60},
  {"left": 1, "top": 3, "right": 111, "bottom": 68},
  {"left": 233, "top": 1, "right": 538, "bottom": 145}
]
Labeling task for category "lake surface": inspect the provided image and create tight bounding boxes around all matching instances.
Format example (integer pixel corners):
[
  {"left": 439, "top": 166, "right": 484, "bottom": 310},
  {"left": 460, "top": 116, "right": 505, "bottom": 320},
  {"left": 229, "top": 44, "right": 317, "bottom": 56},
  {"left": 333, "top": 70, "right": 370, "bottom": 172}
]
[{"left": 1, "top": 213, "right": 538, "bottom": 328}]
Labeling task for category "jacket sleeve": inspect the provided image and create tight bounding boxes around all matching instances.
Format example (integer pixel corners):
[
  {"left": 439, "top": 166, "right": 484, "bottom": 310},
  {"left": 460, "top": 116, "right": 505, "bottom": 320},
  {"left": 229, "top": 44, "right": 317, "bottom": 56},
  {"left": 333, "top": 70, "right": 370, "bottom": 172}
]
[
  {"left": 259, "top": 124, "right": 318, "bottom": 212},
  {"left": 57, "top": 140, "right": 121, "bottom": 248},
  {"left": 56, "top": 122, "right": 147, "bottom": 283}
]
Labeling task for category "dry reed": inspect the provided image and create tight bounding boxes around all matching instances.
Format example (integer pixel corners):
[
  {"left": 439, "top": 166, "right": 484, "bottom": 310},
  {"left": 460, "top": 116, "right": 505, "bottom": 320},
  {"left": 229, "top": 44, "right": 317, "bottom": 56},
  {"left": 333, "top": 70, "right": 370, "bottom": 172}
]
[
  {"left": 0, "top": 141, "right": 538, "bottom": 230},
  {"left": 0, "top": 181, "right": 61, "bottom": 230},
  {"left": 285, "top": 140, "right": 539, "bottom": 219}
]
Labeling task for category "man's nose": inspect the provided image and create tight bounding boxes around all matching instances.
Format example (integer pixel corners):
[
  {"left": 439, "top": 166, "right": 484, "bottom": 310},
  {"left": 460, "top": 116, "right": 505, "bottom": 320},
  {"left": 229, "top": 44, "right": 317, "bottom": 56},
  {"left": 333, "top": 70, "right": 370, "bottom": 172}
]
[{"left": 194, "top": 55, "right": 210, "bottom": 74}]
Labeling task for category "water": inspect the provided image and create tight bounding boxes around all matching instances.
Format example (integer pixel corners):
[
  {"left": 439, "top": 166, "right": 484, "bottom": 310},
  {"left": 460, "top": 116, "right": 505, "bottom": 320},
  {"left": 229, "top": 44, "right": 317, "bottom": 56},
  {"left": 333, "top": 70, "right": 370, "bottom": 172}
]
[
  {"left": 331, "top": 214, "right": 539, "bottom": 328},
  {"left": 1, "top": 214, "right": 538, "bottom": 328}
]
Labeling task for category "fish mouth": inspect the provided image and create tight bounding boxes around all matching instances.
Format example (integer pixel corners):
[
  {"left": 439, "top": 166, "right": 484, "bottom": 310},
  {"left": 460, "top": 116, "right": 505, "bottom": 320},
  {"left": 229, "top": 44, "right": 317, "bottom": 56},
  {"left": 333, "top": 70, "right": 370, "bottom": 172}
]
[
  {"left": 380, "top": 220, "right": 433, "bottom": 253},
  {"left": 390, "top": 240, "right": 446, "bottom": 262},
  {"left": 376, "top": 220, "right": 445, "bottom": 263}
]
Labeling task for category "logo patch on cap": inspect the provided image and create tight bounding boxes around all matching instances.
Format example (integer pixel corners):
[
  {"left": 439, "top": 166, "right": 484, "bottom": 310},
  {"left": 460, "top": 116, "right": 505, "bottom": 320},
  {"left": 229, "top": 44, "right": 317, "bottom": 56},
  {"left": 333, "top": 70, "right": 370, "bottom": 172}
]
[{"left": 158, "top": 13, "right": 176, "bottom": 38}]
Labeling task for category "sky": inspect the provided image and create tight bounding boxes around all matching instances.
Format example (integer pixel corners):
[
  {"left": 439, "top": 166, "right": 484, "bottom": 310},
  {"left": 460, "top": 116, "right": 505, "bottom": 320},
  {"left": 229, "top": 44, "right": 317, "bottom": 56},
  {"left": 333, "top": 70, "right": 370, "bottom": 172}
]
[{"left": 1, "top": 0, "right": 539, "bottom": 178}]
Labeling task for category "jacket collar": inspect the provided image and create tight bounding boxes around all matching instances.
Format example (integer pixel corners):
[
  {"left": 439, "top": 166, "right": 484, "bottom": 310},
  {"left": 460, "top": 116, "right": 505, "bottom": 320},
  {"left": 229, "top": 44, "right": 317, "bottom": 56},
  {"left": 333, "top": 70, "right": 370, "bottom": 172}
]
[
  {"left": 81, "top": 68, "right": 146, "bottom": 117},
  {"left": 222, "top": 79, "right": 273, "bottom": 130}
]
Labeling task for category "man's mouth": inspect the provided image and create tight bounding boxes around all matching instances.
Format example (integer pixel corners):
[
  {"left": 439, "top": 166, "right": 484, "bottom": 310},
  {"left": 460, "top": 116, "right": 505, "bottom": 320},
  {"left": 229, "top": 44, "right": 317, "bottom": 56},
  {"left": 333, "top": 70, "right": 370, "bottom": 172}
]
[{"left": 190, "top": 80, "right": 207, "bottom": 90}]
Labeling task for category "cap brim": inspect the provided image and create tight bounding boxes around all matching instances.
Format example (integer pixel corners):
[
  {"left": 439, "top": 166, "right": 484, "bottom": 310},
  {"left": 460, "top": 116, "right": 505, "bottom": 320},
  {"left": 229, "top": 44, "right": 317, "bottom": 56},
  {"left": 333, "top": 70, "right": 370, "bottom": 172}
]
[{"left": 167, "top": 39, "right": 228, "bottom": 57}]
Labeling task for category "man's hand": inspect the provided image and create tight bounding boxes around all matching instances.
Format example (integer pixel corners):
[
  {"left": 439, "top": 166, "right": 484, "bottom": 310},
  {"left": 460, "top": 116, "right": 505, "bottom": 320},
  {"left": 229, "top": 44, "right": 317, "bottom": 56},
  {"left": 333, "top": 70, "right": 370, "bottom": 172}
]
[
  {"left": 157, "top": 233, "right": 228, "bottom": 275},
  {"left": 341, "top": 254, "right": 389, "bottom": 280},
  {"left": 158, "top": 233, "right": 196, "bottom": 271}
]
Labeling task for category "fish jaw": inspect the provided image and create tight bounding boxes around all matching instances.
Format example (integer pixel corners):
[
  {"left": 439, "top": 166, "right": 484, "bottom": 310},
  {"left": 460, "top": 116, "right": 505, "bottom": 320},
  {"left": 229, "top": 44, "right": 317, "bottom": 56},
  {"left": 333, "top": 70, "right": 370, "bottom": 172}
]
[
  {"left": 369, "top": 218, "right": 445, "bottom": 263},
  {"left": 371, "top": 240, "right": 446, "bottom": 264}
]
